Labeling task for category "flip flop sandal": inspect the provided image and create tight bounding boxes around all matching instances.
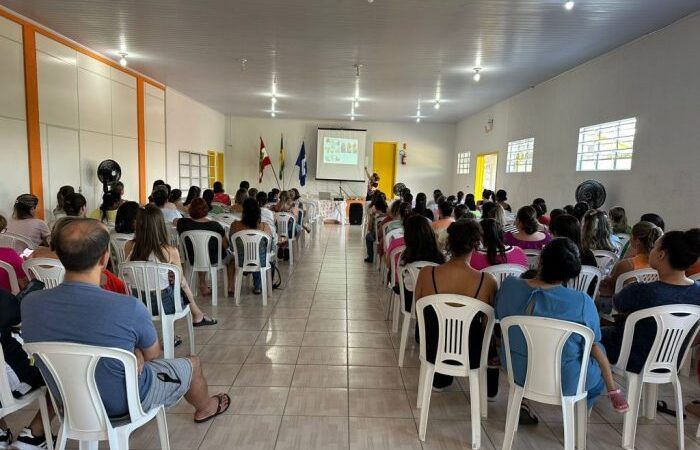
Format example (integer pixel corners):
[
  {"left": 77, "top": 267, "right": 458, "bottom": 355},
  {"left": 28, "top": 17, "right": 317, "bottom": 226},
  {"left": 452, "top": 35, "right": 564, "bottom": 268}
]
[
  {"left": 193, "top": 317, "right": 218, "bottom": 327},
  {"left": 194, "top": 393, "right": 231, "bottom": 423},
  {"left": 657, "top": 400, "right": 686, "bottom": 419},
  {"left": 174, "top": 335, "right": 183, "bottom": 348},
  {"left": 519, "top": 403, "right": 539, "bottom": 425}
]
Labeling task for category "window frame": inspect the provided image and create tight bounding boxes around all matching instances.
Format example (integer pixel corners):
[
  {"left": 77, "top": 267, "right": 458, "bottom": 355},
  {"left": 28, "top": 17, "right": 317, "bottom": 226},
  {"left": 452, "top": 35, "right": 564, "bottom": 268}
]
[
  {"left": 575, "top": 117, "right": 637, "bottom": 172},
  {"left": 178, "top": 151, "right": 210, "bottom": 191},
  {"left": 506, "top": 137, "right": 535, "bottom": 173},
  {"left": 456, "top": 151, "right": 471, "bottom": 175}
]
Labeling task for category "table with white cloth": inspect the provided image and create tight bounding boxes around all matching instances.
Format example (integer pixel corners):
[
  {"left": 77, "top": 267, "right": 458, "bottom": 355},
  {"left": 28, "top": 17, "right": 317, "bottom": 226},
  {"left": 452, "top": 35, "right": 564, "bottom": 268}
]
[{"left": 318, "top": 200, "right": 347, "bottom": 224}]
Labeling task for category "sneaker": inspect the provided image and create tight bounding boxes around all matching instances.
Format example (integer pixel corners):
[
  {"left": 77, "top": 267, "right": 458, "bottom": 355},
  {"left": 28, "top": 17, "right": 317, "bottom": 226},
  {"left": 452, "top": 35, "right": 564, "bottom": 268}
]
[
  {"left": 13, "top": 428, "right": 47, "bottom": 449},
  {"left": 0, "top": 428, "right": 12, "bottom": 450}
]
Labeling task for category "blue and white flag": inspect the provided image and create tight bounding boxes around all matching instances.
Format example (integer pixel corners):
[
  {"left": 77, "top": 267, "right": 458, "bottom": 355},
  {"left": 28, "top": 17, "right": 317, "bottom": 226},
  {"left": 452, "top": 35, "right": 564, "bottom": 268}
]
[{"left": 295, "top": 142, "right": 307, "bottom": 186}]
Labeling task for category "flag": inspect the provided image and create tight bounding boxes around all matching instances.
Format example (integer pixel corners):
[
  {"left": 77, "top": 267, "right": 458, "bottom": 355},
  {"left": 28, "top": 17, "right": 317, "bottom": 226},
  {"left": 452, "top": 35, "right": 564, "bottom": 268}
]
[
  {"left": 279, "top": 134, "right": 285, "bottom": 183},
  {"left": 295, "top": 141, "right": 307, "bottom": 186},
  {"left": 258, "top": 137, "right": 271, "bottom": 183}
]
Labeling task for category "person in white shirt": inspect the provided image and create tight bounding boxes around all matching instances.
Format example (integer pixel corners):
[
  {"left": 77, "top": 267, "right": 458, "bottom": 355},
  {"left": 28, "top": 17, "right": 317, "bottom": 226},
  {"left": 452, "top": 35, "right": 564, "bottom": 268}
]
[
  {"left": 257, "top": 192, "right": 277, "bottom": 245},
  {"left": 153, "top": 188, "right": 182, "bottom": 224}
]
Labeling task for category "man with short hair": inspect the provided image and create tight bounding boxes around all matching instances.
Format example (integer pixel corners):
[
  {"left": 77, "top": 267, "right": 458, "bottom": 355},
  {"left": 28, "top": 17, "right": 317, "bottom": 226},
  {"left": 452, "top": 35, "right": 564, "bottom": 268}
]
[{"left": 22, "top": 218, "right": 230, "bottom": 423}]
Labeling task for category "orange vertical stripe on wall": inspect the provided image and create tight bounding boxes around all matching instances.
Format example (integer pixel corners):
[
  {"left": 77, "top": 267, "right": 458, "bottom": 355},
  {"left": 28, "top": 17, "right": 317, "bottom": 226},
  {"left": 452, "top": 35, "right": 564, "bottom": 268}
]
[
  {"left": 21, "top": 26, "right": 44, "bottom": 219},
  {"left": 137, "top": 77, "right": 147, "bottom": 204}
]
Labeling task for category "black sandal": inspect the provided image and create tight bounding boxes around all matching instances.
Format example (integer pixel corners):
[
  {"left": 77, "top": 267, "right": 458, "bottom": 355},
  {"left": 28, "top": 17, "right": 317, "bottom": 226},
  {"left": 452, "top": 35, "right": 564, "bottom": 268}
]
[
  {"left": 519, "top": 403, "right": 539, "bottom": 425},
  {"left": 657, "top": 400, "right": 686, "bottom": 419},
  {"left": 193, "top": 317, "right": 218, "bottom": 327},
  {"left": 174, "top": 335, "right": 183, "bottom": 347},
  {"left": 194, "top": 393, "right": 230, "bottom": 423}
]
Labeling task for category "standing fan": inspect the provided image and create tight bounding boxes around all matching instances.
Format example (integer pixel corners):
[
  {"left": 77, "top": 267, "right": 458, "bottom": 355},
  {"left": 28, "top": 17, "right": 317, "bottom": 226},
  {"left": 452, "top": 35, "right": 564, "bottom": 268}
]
[
  {"left": 392, "top": 183, "right": 407, "bottom": 197},
  {"left": 97, "top": 159, "right": 122, "bottom": 193},
  {"left": 575, "top": 180, "right": 606, "bottom": 208}
]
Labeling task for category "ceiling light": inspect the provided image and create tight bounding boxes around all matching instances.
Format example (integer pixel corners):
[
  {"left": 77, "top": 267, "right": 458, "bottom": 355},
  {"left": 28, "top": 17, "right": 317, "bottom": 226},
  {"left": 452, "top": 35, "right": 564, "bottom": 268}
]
[
  {"left": 416, "top": 117, "right": 421, "bottom": 123},
  {"left": 473, "top": 68, "right": 482, "bottom": 82},
  {"left": 271, "top": 97, "right": 277, "bottom": 104},
  {"left": 564, "top": 1, "right": 575, "bottom": 10},
  {"left": 354, "top": 100, "right": 360, "bottom": 108},
  {"left": 434, "top": 100, "right": 440, "bottom": 110},
  {"left": 271, "top": 111, "right": 276, "bottom": 118},
  {"left": 351, "top": 115, "right": 355, "bottom": 121},
  {"left": 118, "top": 52, "right": 128, "bottom": 67}
]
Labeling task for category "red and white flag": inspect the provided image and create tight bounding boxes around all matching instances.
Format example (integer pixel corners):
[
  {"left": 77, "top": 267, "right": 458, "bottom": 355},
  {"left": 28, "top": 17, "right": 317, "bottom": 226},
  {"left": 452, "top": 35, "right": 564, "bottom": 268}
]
[{"left": 258, "top": 137, "right": 272, "bottom": 183}]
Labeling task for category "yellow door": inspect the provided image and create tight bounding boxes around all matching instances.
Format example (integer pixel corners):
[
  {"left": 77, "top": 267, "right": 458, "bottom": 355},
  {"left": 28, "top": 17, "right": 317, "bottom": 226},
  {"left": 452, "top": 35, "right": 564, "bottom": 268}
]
[
  {"left": 474, "top": 152, "right": 498, "bottom": 197},
  {"left": 372, "top": 142, "right": 397, "bottom": 197}
]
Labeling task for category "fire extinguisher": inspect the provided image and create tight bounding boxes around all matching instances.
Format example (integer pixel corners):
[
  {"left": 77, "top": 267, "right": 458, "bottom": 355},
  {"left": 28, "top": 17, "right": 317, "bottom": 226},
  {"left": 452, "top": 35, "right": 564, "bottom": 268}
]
[{"left": 399, "top": 143, "right": 407, "bottom": 165}]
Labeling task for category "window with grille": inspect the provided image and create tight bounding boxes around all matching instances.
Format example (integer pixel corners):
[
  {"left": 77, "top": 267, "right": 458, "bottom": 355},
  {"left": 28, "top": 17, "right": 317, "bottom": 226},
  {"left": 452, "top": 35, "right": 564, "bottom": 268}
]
[
  {"left": 457, "top": 152, "right": 470, "bottom": 174},
  {"left": 178, "top": 151, "right": 210, "bottom": 191},
  {"left": 576, "top": 117, "right": 636, "bottom": 171},
  {"left": 506, "top": 138, "right": 534, "bottom": 173}
]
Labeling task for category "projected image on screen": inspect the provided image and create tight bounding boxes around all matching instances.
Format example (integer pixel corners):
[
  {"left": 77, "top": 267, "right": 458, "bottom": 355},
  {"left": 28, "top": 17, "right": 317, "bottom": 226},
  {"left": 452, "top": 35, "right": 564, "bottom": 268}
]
[{"left": 323, "top": 137, "right": 359, "bottom": 165}]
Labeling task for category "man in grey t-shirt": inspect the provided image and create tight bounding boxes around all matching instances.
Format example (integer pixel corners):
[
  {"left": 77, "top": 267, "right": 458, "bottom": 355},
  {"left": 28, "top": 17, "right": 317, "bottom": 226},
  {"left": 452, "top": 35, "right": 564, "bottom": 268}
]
[{"left": 22, "top": 218, "right": 229, "bottom": 422}]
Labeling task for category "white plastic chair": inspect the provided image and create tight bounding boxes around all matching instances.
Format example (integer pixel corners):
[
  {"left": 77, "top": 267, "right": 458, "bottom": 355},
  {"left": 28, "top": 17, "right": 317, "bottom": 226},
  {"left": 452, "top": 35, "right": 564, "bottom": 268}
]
[
  {"left": 482, "top": 264, "right": 527, "bottom": 288},
  {"left": 0, "top": 232, "right": 35, "bottom": 253},
  {"left": 500, "top": 316, "right": 594, "bottom": 450},
  {"left": 275, "top": 212, "right": 297, "bottom": 265},
  {"left": 614, "top": 268, "right": 659, "bottom": 294},
  {"left": 0, "top": 260, "right": 20, "bottom": 294},
  {"left": 372, "top": 215, "right": 386, "bottom": 271},
  {"left": 385, "top": 245, "right": 406, "bottom": 331},
  {"left": 523, "top": 249, "right": 541, "bottom": 270},
  {"left": 397, "top": 261, "right": 439, "bottom": 367},
  {"left": 0, "top": 346, "right": 54, "bottom": 449},
  {"left": 381, "top": 228, "right": 403, "bottom": 284},
  {"left": 415, "top": 294, "right": 495, "bottom": 448},
  {"left": 180, "top": 230, "right": 228, "bottom": 306},
  {"left": 23, "top": 342, "right": 170, "bottom": 450},
  {"left": 214, "top": 213, "right": 240, "bottom": 226},
  {"left": 593, "top": 250, "right": 619, "bottom": 275},
  {"left": 120, "top": 261, "right": 195, "bottom": 359},
  {"left": 231, "top": 230, "right": 273, "bottom": 306},
  {"left": 689, "top": 273, "right": 700, "bottom": 282},
  {"left": 567, "top": 265, "right": 603, "bottom": 299},
  {"left": 109, "top": 233, "right": 134, "bottom": 273},
  {"left": 611, "top": 305, "right": 700, "bottom": 450},
  {"left": 22, "top": 258, "right": 65, "bottom": 288}
]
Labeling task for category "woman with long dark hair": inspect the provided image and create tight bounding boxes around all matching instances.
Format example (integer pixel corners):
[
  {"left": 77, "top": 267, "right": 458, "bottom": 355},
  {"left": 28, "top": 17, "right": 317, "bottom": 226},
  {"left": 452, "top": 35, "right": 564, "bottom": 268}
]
[
  {"left": 230, "top": 198, "right": 274, "bottom": 294},
  {"left": 470, "top": 218, "right": 528, "bottom": 270},
  {"left": 412, "top": 193, "right": 434, "bottom": 221},
  {"left": 183, "top": 186, "right": 201, "bottom": 208},
  {"left": 503, "top": 206, "right": 552, "bottom": 250}
]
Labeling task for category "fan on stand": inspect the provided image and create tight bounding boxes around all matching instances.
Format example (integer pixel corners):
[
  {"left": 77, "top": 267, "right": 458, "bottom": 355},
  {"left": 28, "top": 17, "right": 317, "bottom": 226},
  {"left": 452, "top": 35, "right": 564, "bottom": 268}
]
[
  {"left": 97, "top": 159, "right": 122, "bottom": 193},
  {"left": 575, "top": 180, "right": 606, "bottom": 209},
  {"left": 392, "top": 183, "right": 407, "bottom": 198}
]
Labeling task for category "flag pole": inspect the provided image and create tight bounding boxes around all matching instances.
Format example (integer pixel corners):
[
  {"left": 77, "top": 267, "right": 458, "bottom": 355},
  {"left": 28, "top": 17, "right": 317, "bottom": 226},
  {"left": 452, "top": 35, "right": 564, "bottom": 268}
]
[{"left": 268, "top": 159, "right": 282, "bottom": 190}]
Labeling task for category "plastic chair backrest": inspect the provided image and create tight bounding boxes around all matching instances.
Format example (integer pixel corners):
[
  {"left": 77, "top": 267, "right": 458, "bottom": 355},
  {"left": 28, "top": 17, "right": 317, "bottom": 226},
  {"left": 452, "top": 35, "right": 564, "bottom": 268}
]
[
  {"left": 22, "top": 258, "right": 65, "bottom": 288},
  {"left": 416, "top": 294, "right": 495, "bottom": 374},
  {"left": 0, "top": 232, "right": 35, "bottom": 253},
  {"left": 501, "top": 316, "right": 594, "bottom": 404},
  {"left": 231, "top": 230, "right": 271, "bottom": 270},
  {"left": 214, "top": 214, "right": 239, "bottom": 226},
  {"left": 109, "top": 233, "right": 134, "bottom": 272},
  {"left": 387, "top": 245, "right": 406, "bottom": 284},
  {"left": 523, "top": 249, "right": 541, "bottom": 270},
  {"left": 384, "top": 228, "right": 404, "bottom": 251},
  {"left": 23, "top": 342, "right": 146, "bottom": 439},
  {"left": 180, "top": 230, "right": 223, "bottom": 270},
  {"left": 614, "top": 268, "right": 659, "bottom": 294},
  {"left": 593, "top": 250, "right": 619, "bottom": 274},
  {"left": 482, "top": 264, "right": 527, "bottom": 288},
  {"left": 275, "top": 213, "right": 296, "bottom": 241},
  {"left": 399, "top": 261, "right": 439, "bottom": 313},
  {"left": 167, "top": 225, "right": 180, "bottom": 248},
  {"left": 119, "top": 261, "right": 184, "bottom": 317},
  {"left": 567, "top": 266, "right": 603, "bottom": 299},
  {"left": 690, "top": 273, "right": 700, "bottom": 282},
  {"left": 0, "top": 345, "right": 20, "bottom": 412},
  {"left": 0, "top": 260, "right": 20, "bottom": 295},
  {"left": 614, "top": 305, "right": 700, "bottom": 381}
]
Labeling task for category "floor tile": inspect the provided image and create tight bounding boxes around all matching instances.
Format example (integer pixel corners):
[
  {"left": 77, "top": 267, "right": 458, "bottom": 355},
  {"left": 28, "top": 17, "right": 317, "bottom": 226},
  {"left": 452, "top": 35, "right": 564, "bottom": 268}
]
[
  {"left": 349, "top": 417, "right": 422, "bottom": 450},
  {"left": 234, "top": 364, "right": 296, "bottom": 387},
  {"left": 302, "top": 331, "right": 348, "bottom": 347},
  {"left": 349, "top": 388, "right": 413, "bottom": 418},
  {"left": 284, "top": 387, "right": 349, "bottom": 416},
  {"left": 275, "top": 416, "right": 349, "bottom": 450},
  {"left": 198, "top": 415, "right": 282, "bottom": 450},
  {"left": 292, "top": 365, "right": 348, "bottom": 388},
  {"left": 245, "top": 345, "right": 301, "bottom": 364},
  {"left": 348, "top": 348, "right": 398, "bottom": 366},
  {"left": 228, "top": 386, "right": 290, "bottom": 415},
  {"left": 297, "top": 347, "right": 348, "bottom": 365},
  {"left": 349, "top": 366, "right": 405, "bottom": 390}
]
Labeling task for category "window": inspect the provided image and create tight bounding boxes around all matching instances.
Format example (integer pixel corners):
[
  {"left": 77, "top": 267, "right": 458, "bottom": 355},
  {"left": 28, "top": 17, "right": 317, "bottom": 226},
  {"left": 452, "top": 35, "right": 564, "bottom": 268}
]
[
  {"left": 457, "top": 152, "right": 470, "bottom": 174},
  {"left": 506, "top": 137, "right": 534, "bottom": 173},
  {"left": 576, "top": 117, "right": 636, "bottom": 171},
  {"left": 178, "top": 151, "right": 210, "bottom": 191}
]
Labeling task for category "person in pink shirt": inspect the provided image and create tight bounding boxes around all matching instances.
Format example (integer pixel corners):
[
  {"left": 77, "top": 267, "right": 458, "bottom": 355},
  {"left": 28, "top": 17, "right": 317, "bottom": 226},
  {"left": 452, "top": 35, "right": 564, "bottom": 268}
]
[
  {"left": 0, "top": 215, "right": 28, "bottom": 292},
  {"left": 431, "top": 200, "right": 455, "bottom": 233},
  {"left": 503, "top": 206, "right": 552, "bottom": 250},
  {"left": 470, "top": 219, "right": 528, "bottom": 270}
]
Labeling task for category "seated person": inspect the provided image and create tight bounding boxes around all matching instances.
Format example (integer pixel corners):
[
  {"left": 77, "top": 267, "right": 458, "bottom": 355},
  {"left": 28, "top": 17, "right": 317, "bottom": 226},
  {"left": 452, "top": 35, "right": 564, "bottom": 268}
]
[
  {"left": 212, "top": 181, "right": 231, "bottom": 206},
  {"left": 609, "top": 206, "right": 631, "bottom": 235},
  {"left": 620, "top": 212, "right": 665, "bottom": 258},
  {"left": 602, "top": 228, "right": 700, "bottom": 373},
  {"left": 503, "top": 206, "right": 552, "bottom": 250},
  {"left": 0, "top": 288, "right": 54, "bottom": 448},
  {"left": 471, "top": 218, "right": 528, "bottom": 270},
  {"left": 231, "top": 188, "right": 248, "bottom": 214},
  {"left": 257, "top": 191, "right": 277, "bottom": 239},
  {"left": 581, "top": 209, "right": 621, "bottom": 253},
  {"left": 533, "top": 198, "right": 549, "bottom": 226},
  {"left": 364, "top": 195, "right": 388, "bottom": 263},
  {"left": 549, "top": 214, "right": 597, "bottom": 267},
  {"left": 114, "top": 201, "right": 140, "bottom": 235},
  {"left": 599, "top": 221, "right": 663, "bottom": 297},
  {"left": 152, "top": 188, "right": 182, "bottom": 224},
  {"left": 230, "top": 198, "right": 275, "bottom": 295},
  {"left": 431, "top": 199, "right": 455, "bottom": 234},
  {"left": 202, "top": 189, "right": 225, "bottom": 215},
  {"left": 6, "top": 194, "right": 50, "bottom": 247},
  {"left": 414, "top": 220, "right": 498, "bottom": 389},
  {"left": 21, "top": 219, "right": 230, "bottom": 423},
  {"left": 89, "top": 191, "right": 120, "bottom": 224},
  {"left": 496, "top": 238, "right": 627, "bottom": 411},
  {"left": 384, "top": 202, "right": 414, "bottom": 272},
  {"left": 495, "top": 189, "right": 511, "bottom": 212},
  {"left": 0, "top": 215, "right": 28, "bottom": 292}
]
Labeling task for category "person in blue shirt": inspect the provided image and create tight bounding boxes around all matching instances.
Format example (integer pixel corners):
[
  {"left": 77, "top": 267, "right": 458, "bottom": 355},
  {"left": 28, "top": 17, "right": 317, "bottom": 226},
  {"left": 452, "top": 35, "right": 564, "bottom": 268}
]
[
  {"left": 602, "top": 228, "right": 700, "bottom": 373},
  {"left": 496, "top": 237, "right": 627, "bottom": 411},
  {"left": 21, "top": 218, "right": 230, "bottom": 423}
]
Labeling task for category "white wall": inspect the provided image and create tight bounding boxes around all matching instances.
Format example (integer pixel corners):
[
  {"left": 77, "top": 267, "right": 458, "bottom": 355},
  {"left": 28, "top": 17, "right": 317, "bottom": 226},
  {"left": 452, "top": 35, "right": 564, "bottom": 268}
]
[
  {"left": 0, "top": 16, "right": 29, "bottom": 217},
  {"left": 165, "top": 87, "right": 226, "bottom": 187},
  {"left": 145, "top": 83, "right": 166, "bottom": 193},
  {"left": 452, "top": 13, "right": 700, "bottom": 231},
  {"left": 226, "top": 116, "right": 456, "bottom": 198}
]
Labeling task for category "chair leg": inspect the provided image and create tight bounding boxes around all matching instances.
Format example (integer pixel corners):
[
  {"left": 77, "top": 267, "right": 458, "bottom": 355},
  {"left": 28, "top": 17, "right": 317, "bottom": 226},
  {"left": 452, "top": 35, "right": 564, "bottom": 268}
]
[
  {"left": 162, "top": 318, "right": 175, "bottom": 359},
  {"left": 210, "top": 269, "right": 218, "bottom": 306},
  {"left": 392, "top": 294, "right": 401, "bottom": 333},
  {"left": 113, "top": 428, "right": 130, "bottom": 450},
  {"left": 222, "top": 267, "right": 229, "bottom": 299},
  {"left": 398, "top": 314, "right": 411, "bottom": 367},
  {"left": 234, "top": 272, "right": 243, "bottom": 306},
  {"left": 502, "top": 385, "right": 524, "bottom": 450},
  {"left": 468, "top": 369, "right": 482, "bottom": 449},
  {"left": 417, "top": 363, "right": 428, "bottom": 408},
  {"left": 643, "top": 383, "right": 658, "bottom": 420},
  {"left": 418, "top": 366, "right": 435, "bottom": 441},
  {"left": 289, "top": 244, "right": 294, "bottom": 265},
  {"left": 267, "top": 269, "right": 273, "bottom": 293},
  {"left": 37, "top": 391, "right": 55, "bottom": 450},
  {"left": 671, "top": 378, "right": 685, "bottom": 450},
  {"left": 622, "top": 373, "right": 643, "bottom": 450},
  {"left": 78, "top": 441, "right": 98, "bottom": 450},
  {"left": 260, "top": 270, "right": 268, "bottom": 306},
  {"left": 55, "top": 428, "right": 68, "bottom": 450},
  {"left": 562, "top": 398, "right": 576, "bottom": 450},
  {"left": 189, "top": 270, "right": 197, "bottom": 297},
  {"left": 479, "top": 367, "right": 488, "bottom": 419},
  {"left": 156, "top": 406, "right": 171, "bottom": 450},
  {"left": 186, "top": 311, "right": 196, "bottom": 356},
  {"left": 576, "top": 398, "right": 588, "bottom": 450}
]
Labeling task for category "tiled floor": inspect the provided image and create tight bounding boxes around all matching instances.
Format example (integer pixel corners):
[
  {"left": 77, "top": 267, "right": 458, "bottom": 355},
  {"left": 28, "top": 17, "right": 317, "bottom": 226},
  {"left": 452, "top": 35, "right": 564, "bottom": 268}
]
[{"left": 6, "top": 224, "right": 700, "bottom": 449}]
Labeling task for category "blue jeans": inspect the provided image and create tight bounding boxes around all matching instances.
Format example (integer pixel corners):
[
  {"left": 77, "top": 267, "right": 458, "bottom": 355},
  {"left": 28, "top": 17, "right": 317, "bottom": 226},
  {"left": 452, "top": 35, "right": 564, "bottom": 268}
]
[{"left": 252, "top": 263, "right": 275, "bottom": 290}]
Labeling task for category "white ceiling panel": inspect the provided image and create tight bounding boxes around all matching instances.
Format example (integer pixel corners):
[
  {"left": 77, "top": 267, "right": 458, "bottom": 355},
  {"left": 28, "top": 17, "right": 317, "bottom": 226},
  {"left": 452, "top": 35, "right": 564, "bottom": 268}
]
[{"left": 2, "top": 0, "right": 699, "bottom": 123}]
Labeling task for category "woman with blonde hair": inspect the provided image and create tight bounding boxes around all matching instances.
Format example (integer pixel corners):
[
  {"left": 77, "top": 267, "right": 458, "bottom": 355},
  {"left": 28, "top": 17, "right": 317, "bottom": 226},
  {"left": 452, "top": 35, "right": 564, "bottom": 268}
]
[
  {"left": 608, "top": 206, "right": 631, "bottom": 235},
  {"left": 581, "top": 209, "right": 619, "bottom": 253}
]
